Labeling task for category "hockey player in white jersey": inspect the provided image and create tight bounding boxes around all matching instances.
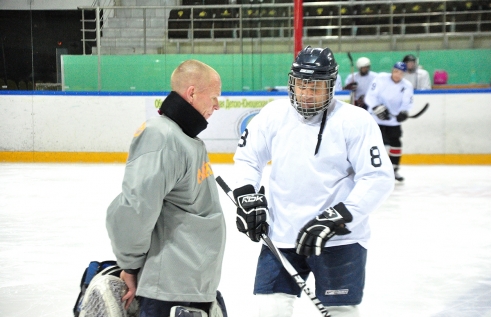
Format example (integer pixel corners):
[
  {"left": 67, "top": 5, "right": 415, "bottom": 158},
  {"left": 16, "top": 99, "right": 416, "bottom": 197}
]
[
  {"left": 344, "top": 57, "right": 377, "bottom": 109},
  {"left": 334, "top": 74, "right": 343, "bottom": 92},
  {"left": 364, "top": 62, "right": 414, "bottom": 182},
  {"left": 402, "top": 54, "right": 431, "bottom": 90},
  {"left": 232, "top": 46, "right": 394, "bottom": 317}
]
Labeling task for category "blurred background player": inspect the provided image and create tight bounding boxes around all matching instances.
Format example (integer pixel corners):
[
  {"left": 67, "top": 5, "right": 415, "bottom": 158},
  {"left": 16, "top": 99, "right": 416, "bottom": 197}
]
[
  {"left": 344, "top": 57, "right": 378, "bottom": 109},
  {"left": 364, "top": 62, "right": 414, "bottom": 182},
  {"left": 335, "top": 73, "right": 343, "bottom": 92},
  {"left": 106, "top": 60, "right": 226, "bottom": 317},
  {"left": 232, "top": 46, "right": 394, "bottom": 317},
  {"left": 402, "top": 54, "right": 432, "bottom": 90}
]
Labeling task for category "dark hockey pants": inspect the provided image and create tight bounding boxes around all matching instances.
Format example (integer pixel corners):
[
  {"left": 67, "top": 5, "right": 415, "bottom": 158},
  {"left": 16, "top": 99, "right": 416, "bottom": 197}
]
[{"left": 378, "top": 125, "right": 402, "bottom": 169}]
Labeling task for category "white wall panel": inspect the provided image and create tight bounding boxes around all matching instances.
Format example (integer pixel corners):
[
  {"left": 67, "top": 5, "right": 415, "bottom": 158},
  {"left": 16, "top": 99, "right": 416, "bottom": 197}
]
[
  {"left": 1, "top": 92, "right": 490, "bottom": 154},
  {"left": 444, "top": 93, "right": 491, "bottom": 154},
  {"left": 403, "top": 94, "right": 446, "bottom": 154},
  {"left": 1, "top": 95, "right": 145, "bottom": 152},
  {"left": 0, "top": 95, "right": 34, "bottom": 151}
]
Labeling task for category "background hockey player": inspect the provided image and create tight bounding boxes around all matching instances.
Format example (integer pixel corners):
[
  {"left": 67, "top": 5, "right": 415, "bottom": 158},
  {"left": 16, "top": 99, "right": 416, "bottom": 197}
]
[
  {"left": 231, "top": 46, "right": 394, "bottom": 317},
  {"left": 334, "top": 74, "right": 343, "bottom": 92},
  {"left": 402, "top": 54, "right": 432, "bottom": 90},
  {"left": 344, "top": 57, "right": 378, "bottom": 109},
  {"left": 364, "top": 62, "right": 414, "bottom": 182},
  {"left": 106, "top": 60, "right": 227, "bottom": 317}
]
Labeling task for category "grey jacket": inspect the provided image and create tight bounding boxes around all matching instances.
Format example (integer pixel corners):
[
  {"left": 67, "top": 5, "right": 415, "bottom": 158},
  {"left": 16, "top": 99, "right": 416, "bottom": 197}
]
[{"left": 106, "top": 93, "right": 226, "bottom": 302}]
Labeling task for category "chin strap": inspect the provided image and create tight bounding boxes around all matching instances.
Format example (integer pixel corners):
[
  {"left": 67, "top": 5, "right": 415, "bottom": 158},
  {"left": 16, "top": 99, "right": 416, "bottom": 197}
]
[{"left": 314, "top": 110, "right": 328, "bottom": 155}]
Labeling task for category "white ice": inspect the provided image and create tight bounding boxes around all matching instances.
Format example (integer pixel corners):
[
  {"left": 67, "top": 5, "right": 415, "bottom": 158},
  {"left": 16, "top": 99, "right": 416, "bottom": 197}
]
[{"left": 1, "top": 163, "right": 491, "bottom": 317}]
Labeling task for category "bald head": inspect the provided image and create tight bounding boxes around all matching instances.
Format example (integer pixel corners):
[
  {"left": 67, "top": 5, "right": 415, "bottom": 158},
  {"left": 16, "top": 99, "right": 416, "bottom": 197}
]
[
  {"left": 171, "top": 60, "right": 220, "bottom": 95},
  {"left": 170, "top": 60, "right": 222, "bottom": 120}
]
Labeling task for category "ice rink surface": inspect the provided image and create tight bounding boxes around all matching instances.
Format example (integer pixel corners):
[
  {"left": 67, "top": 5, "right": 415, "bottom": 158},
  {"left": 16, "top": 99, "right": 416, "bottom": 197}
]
[{"left": 1, "top": 163, "right": 490, "bottom": 317}]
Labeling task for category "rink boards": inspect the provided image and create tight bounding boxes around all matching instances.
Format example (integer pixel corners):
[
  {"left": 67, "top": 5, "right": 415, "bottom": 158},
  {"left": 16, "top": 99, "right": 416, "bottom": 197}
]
[{"left": 0, "top": 90, "right": 490, "bottom": 164}]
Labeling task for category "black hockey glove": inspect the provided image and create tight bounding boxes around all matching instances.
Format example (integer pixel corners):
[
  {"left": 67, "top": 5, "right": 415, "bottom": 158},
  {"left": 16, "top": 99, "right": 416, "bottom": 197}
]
[
  {"left": 354, "top": 95, "right": 367, "bottom": 110},
  {"left": 343, "top": 82, "right": 358, "bottom": 91},
  {"left": 295, "top": 203, "right": 353, "bottom": 257},
  {"left": 373, "top": 105, "right": 390, "bottom": 120},
  {"left": 396, "top": 111, "right": 408, "bottom": 122},
  {"left": 233, "top": 185, "right": 269, "bottom": 243}
]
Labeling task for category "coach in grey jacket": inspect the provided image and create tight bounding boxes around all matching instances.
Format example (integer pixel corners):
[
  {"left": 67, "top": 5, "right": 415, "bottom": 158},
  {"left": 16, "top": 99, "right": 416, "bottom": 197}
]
[{"left": 106, "top": 60, "right": 226, "bottom": 316}]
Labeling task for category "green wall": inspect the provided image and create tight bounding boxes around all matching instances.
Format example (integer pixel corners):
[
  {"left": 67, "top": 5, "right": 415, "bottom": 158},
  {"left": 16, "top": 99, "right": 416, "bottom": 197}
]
[{"left": 62, "top": 49, "right": 491, "bottom": 91}]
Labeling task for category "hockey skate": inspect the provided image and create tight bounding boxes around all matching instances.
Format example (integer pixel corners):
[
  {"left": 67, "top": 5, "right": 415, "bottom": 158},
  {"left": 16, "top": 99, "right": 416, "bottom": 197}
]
[{"left": 394, "top": 169, "right": 404, "bottom": 182}]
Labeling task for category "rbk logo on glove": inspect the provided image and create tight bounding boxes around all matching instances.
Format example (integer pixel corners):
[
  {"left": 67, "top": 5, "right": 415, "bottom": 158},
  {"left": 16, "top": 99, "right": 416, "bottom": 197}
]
[
  {"left": 233, "top": 184, "right": 270, "bottom": 243},
  {"left": 240, "top": 196, "right": 265, "bottom": 203}
]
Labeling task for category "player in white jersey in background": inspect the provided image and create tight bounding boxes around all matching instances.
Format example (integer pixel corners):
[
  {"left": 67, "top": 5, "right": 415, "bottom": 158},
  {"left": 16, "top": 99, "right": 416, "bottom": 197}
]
[
  {"left": 344, "top": 57, "right": 378, "bottom": 109},
  {"left": 402, "top": 54, "right": 432, "bottom": 90},
  {"left": 334, "top": 74, "right": 343, "bottom": 92},
  {"left": 231, "top": 46, "right": 394, "bottom": 317},
  {"left": 364, "top": 62, "right": 414, "bottom": 182}
]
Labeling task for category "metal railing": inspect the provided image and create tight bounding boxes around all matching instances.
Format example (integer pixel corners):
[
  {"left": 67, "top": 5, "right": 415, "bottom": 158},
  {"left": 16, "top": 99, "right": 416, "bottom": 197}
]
[
  {"left": 79, "top": 0, "right": 491, "bottom": 54},
  {"left": 81, "top": 0, "right": 115, "bottom": 55}
]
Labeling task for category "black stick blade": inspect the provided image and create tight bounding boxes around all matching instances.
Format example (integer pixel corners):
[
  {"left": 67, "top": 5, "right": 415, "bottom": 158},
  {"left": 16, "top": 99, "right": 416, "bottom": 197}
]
[{"left": 409, "top": 103, "right": 429, "bottom": 118}]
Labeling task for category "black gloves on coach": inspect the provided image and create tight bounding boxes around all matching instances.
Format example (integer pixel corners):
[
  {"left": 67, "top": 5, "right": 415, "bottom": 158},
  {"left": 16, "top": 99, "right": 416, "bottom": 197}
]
[
  {"left": 233, "top": 185, "right": 269, "bottom": 243},
  {"left": 373, "top": 105, "right": 390, "bottom": 120},
  {"left": 295, "top": 203, "right": 353, "bottom": 257}
]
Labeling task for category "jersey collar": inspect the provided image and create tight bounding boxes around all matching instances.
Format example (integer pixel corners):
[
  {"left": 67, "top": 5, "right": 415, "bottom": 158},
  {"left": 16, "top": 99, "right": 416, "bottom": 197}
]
[{"left": 158, "top": 91, "right": 208, "bottom": 138}]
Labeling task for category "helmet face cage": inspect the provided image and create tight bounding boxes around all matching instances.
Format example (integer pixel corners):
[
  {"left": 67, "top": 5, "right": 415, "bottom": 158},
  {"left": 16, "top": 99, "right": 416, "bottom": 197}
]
[
  {"left": 288, "top": 46, "right": 338, "bottom": 118},
  {"left": 288, "top": 74, "right": 336, "bottom": 118}
]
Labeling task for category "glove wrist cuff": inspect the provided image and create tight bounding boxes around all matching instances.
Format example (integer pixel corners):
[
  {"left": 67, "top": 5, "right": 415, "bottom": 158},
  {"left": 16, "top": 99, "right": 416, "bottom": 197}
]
[
  {"left": 329, "top": 202, "right": 353, "bottom": 223},
  {"left": 233, "top": 184, "right": 256, "bottom": 200}
]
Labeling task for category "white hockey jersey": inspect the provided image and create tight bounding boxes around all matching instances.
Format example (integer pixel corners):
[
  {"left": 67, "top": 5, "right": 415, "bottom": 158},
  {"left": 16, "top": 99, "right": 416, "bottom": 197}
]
[
  {"left": 345, "top": 71, "right": 378, "bottom": 99},
  {"left": 364, "top": 72, "right": 414, "bottom": 126},
  {"left": 404, "top": 68, "right": 432, "bottom": 90},
  {"left": 334, "top": 74, "right": 343, "bottom": 92},
  {"left": 233, "top": 98, "right": 394, "bottom": 249}
]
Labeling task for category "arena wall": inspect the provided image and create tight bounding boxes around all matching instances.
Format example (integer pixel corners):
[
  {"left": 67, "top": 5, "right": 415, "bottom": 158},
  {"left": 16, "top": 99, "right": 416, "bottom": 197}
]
[
  {"left": 61, "top": 49, "right": 491, "bottom": 92},
  {"left": 0, "top": 90, "right": 490, "bottom": 164}
]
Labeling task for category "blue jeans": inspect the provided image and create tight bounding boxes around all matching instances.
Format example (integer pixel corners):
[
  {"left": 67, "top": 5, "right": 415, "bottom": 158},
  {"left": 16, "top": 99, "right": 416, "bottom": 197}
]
[
  {"left": 139, "top": 291, "right": 227, "bottom": 317},
  {"left": 139, "top": 297, "right": 211, "bottom": 317},
  {"left": 254, "top": 243, "right": 367, "bottom": 306}
]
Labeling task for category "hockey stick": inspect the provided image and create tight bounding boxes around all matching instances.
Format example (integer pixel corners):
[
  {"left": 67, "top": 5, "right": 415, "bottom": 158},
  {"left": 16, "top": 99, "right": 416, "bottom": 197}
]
[
  {"left": 347, "top": 52, "right": 355, "bottom": 105},
  {"left": 215, "top": 176, "right": 331, "bottom": 317},
  {"left": 415, "top": 45, "right": 420, "bottom": 90},
  {"left": 409, "top": 102, "right": 429, "bottom": 118},
  {"left": 387, "top": 102, "right": 429, "bottom": 120}
]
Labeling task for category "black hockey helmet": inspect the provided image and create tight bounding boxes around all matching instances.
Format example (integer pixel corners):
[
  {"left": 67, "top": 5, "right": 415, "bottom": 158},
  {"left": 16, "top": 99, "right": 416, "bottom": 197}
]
[
  {"left": 290, "top": 46, "right": 339, "bottom": 81},
  {"left": 288, "top": 46, "right": 339, "bottom": 118},
  {"left": 403, "top": 54, "right": 417, "bottom": 63}
]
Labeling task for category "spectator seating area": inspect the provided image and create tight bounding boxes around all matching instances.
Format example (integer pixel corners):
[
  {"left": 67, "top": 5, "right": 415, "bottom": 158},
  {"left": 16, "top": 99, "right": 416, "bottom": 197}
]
[
  {"left": 168, "top": 6, "right": 292, "bottom": 39},
  {"left": 77, "top": 0, "right": 491, "bottom": 55},
  {"left": 0, "top": 79, "right": 34, "bottom": 91},
  {"left": 167, "top": 0, "right": 491, "bottom": 39}
]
